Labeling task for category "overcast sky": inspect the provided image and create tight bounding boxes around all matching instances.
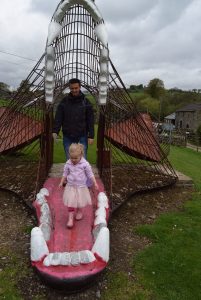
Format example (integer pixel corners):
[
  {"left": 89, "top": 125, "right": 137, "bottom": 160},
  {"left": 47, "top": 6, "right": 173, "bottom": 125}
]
[{"left": 0, "top": 0, "right": 201, "bottom": 90}]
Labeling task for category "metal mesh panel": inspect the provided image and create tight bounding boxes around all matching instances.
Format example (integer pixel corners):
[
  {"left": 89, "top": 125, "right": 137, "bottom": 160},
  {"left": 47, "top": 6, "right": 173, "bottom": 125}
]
[
  {"left": 97, "top": 61, "right": 177, "bottom": 211},
  {"left": 0, "top": 55, "right": 53, "bottom": 207},
  {"left": 51, "top": 4, "right": 101, "bottom": 97}
]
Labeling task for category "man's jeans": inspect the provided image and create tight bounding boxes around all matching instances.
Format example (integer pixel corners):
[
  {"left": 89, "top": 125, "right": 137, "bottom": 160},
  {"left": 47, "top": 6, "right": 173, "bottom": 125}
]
[{"left": 63, "top": 135, "right": 88, "bottom": 159}]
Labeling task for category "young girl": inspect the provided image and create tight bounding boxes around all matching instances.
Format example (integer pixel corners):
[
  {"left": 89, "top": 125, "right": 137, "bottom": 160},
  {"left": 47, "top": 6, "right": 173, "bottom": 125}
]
[{"left": 59, "top": 143, "right": 98, "bottom": 228}]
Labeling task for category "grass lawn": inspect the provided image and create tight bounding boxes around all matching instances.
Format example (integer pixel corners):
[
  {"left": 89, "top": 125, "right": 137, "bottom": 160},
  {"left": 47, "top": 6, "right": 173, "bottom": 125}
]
[
  {"left": 132, "top": 146, "right": 201, "bottom": 300},
  {"left": 168, "top": 145, "right": 201, "bottom": 189},
  {"left": 0, "top": 249, "right": 29, "bottom": 299},
  {"left": 0, "top": 99, "right": 10, "bottom": 107},
  {"left": 53, "top": 138, "right": 97, "bottom": 164},
  {"left": 53, "top": 128, "right": 98, "bottom": 164}
]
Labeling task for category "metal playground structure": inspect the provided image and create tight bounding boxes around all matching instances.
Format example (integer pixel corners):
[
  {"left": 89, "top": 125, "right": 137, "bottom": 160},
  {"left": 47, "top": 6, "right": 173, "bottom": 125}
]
[
  {"left": 0, "top": 0, "right": 177, "bottom": 209},
  {"left": 0, "top": 0, "right": 177, "bottom": 288}
]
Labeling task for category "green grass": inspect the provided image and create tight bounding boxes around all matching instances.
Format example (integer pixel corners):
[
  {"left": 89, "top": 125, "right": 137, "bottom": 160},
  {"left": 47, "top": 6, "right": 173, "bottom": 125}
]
[
  {"left": 53, "top": 127, "right": 98, "bottom": 164},
  {"left": 169, "top": 145, "right": 201, "bottom": 189},
  {"left": 52, "top": 125, "right": 167, "bottom": 165},
  {"left": 0, "top": 99, "right": 10, "bottom": 107},
  {"left": 135, "top": 198, "right": 201, "bottom": 300},
  {"left": 101, "top": 272, "right": 151, "bottom": 300},
  {"left": 53, "top": 139, "right": 66, "bottom": 163},
  {"left": 0, "top": 248, "right": 29, "bottom": 299},
  {"left": 0, "top": 221, "right": 40, "bottom": 299},
  {"left": 132, "top": 146, "right": 201, "bottom": 300}
]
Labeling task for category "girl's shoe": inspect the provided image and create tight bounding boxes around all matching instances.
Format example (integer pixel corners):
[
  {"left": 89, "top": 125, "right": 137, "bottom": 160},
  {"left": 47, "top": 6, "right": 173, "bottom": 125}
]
[
  {"left": 75, "top": 209, "right": 83, "bottom": 221},
  {"left": 63, "top": 179, "right": 67, "bottom": 187},
  {"left": 67, "top": 212, "right": 74, "bottom": 228}
]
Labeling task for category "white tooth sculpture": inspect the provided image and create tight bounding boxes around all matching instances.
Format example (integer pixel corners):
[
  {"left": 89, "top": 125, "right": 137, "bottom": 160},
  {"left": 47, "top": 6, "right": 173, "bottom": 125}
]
[
  {"left": 31, "top": 227, "right": 49, "bottom": 262},
  {"left": 97, "top": 192, "right": 109, "bottom": 208},
  {"left": 46, "top": 60, "right": 54, "bottom": 72},
  {"left": 40, "top": 202, "right": 51, "bottom": 220},
  {"left": 92, "top": 223, "right": 107, "bottom": 240},
  {"left": 94, "top": 23, "right": 108, "bottom": 48},
  {"left": 39, "top": 223, "right": 51, "bottom": 242},
  {"left": 47, "top": 21, "right": 62, "bottom": 46},
  {"left": 39, "top": 203, "right": 52, "bottom": 241},
  {"left": 60, "top": 252, "right": 71, "bottom": 266},
  {"left": 43, "top": 253, "right": 53, "bottom": 267},
  {"left": 56, "top": 0, "right": 102, "bottom": 23},
  {"left": 92, "top": 227, "right": 110, "bottom": 262},
  {"left": 51, "top": 252, "right": 62, "bottom": 266},
  {"left": 53, "top": 7, "right": 64, "bottom": 22},
  {"left": 94, "top": 215, "right": 107, "bottom": 226},
  {"left": 100, "top": 47, "right": 109, "bottom": 61},
  {"left": 99, "top": 94, "right": 107, "bottom": 104},
  {"left": 95, "top": 206, "right": 106, "bottom": 218},
  {"left": 39, "top": 188, "right": 49, "bottom": 196},
  {"left": 80, "top": 250, "right": 96, "bottom": 264},
  {"left": 98, "top": 48, "right": 109, "bottom": 105},
  {"left": 77, "top": 0, "right": 102, "bottom": 22},
  {"left": 41, "top": 202, "right": 50, "bottom": 214},
  {"left": 93, "top": 191, "right": 109, "bottom": 226},
  {"left": 45, "top": 46, "right": 55, "bottom": 103},
  {"left": 43, "top": 250, "right": 96, "bottom": 266},
  {"left": 70, "top": 252, "right": 80, "bottom": 266},
  {"left": 39, "top": 211, "right": 51, "bottom": 225},
  {"left": 100, "top": 62, "right": 108, "bottom": 75},
  {"left": 36, "top": 193, "right": 46, "bottom": 205},
  {"left": 35, "top": 188, "right": 52, "bottom": 241}
]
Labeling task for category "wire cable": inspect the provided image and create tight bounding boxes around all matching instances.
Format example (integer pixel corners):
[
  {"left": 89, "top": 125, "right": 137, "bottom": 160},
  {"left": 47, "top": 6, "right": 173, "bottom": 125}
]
[{"left": 0, "top": 50, "right": 37, "bottom": 61}]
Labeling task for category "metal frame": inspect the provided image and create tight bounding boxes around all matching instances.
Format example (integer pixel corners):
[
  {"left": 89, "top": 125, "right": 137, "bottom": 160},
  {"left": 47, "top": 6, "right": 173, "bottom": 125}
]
[{"left": 0, "top": 0, "right": 177, "bottom": 209}]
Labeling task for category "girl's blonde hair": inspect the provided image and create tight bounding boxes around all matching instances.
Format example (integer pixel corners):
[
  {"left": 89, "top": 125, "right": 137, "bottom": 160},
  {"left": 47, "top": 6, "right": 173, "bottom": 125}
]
[{"left": 69, "top": 143, "right": 84, "bottom": 157}]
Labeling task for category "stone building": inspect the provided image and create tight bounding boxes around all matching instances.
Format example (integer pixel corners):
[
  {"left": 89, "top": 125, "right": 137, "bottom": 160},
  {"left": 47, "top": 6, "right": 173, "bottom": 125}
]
[{"left": 175, "top": 103, "right": 201, "bottom": 132}]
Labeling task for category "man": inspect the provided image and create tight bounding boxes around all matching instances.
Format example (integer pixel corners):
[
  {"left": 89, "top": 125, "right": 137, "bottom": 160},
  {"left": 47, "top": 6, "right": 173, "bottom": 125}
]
[{"left": 52, "top": 78, "right": 94, "bottom": 158}]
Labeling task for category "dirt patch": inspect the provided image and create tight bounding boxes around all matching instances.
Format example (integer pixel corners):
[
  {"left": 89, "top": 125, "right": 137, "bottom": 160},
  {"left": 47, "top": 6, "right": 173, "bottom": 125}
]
[{"left": 0, "top": 185, "right": 193, "bottom": 299}]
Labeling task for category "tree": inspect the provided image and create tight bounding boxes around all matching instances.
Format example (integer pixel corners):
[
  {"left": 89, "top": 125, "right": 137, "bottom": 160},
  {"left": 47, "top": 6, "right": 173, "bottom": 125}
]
[
  {"left": 140, "top": 96, "right": 160, "bottom": 120},
  {"left": 145, "top": 78, "right": 165, "bottom": 99},
  {"left": 196, "top": 124, "right": 201, "bottom": 144},
  {"left": 0, "top": 82, "right": 11, "bottom": 99},
  {"left": 0, "top": 82, "right": 10, "bottom": 91},
  {"left": 145, "top": 78, "right": 166, "bottom": 121},
  {"left": 15, "top": 79, "right": 35, "bottom": 101},
  {"left": 17, "top": 79, "right": 31, "bottom": 93},
  {"left": 129, "top": 84, "right": 144, "bottom": 92}
]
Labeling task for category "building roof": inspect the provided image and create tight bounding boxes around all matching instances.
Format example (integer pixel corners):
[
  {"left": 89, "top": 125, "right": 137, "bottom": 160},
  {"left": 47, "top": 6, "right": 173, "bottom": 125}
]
[
  {"left": 176, "top": 103, "right": 201, "bottom": 112},
  {"left": 164, "top": 112, "right": 175, "bottom": 120}
]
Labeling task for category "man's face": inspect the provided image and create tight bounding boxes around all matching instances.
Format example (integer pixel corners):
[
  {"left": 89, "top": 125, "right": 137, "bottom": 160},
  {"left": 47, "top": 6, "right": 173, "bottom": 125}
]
[{"left": 69, "top": 83, "right": 81, "bottom": 97}]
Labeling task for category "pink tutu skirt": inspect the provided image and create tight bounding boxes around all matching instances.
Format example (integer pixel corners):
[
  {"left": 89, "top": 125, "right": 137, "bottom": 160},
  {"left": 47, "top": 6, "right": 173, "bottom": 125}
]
[{"left": 63, "top": 185, "right": 92, "bottom": 208}]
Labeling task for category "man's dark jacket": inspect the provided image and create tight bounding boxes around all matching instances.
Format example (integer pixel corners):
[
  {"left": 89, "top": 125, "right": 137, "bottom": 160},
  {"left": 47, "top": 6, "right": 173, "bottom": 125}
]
[{"left": 53, "top": 92, "right": 94, "bottom": 139}]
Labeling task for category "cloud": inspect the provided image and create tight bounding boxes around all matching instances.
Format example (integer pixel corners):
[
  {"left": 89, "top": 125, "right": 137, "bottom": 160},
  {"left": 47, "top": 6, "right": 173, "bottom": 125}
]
[
  {"left": 99, "top": 0, "right": 201, "bottom": 89},
  {"left": 0, "top": 0, "right": 50, "bottom": 87},
  {"left": 97, "top": 0, "right": 158, "bottom": 23},
  {"left": 0, "top": 0, "right": 201, "bottom": 90},
  {"left": 30, "top": 0, "right": 59, "bottom": 15}
]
